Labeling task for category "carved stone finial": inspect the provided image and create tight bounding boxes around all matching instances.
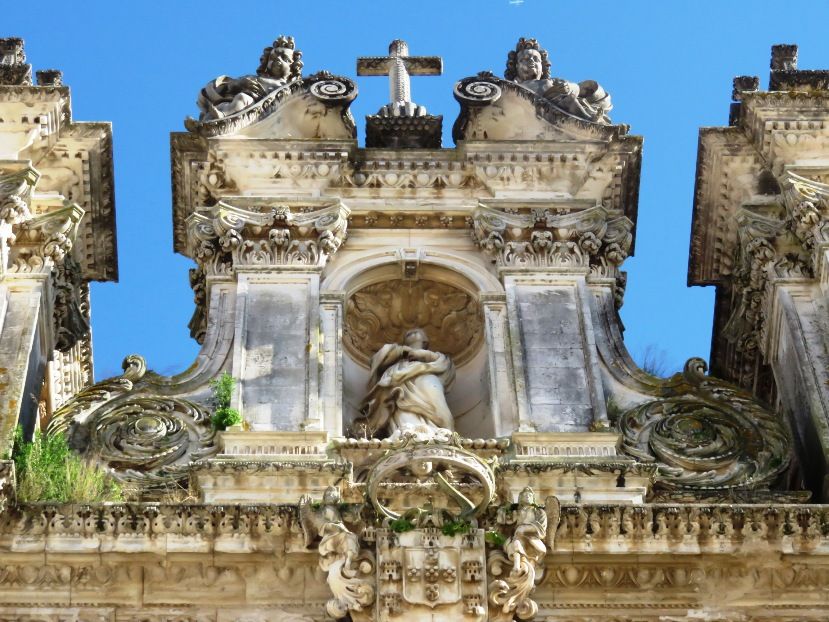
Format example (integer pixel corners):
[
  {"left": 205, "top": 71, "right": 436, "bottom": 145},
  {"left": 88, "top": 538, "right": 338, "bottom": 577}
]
[
  {"left": 0, "top": 37, "right": 32, "bottom": 86},
  {"left": 771, "top": 43, "right": 798, "bottom": 72}
]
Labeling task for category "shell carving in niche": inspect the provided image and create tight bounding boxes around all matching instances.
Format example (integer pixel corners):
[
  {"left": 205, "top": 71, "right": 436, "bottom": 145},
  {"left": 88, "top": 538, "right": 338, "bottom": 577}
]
[{"left": 343, "top": 278, "right": 484, "bottom": 366}]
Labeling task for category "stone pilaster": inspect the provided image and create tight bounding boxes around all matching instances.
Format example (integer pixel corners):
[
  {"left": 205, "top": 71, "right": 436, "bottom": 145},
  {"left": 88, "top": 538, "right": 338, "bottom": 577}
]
[{"left": 185, "top": 200, "right": 349, "bottom": 431}]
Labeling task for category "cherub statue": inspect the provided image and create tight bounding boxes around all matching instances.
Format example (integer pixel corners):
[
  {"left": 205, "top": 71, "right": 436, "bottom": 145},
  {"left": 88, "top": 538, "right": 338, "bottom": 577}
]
[
  {"left": 298, "top": 487, "right": 374, "bottom": 619},
  {"left": 356, "top": 328, "right": 456, "bottom": 440},
  {"left": 197, "top": 35, "right": 303, "bottom": 121},
  {"left": 505, "top": 38, "right": 612, "bottom": 125}
]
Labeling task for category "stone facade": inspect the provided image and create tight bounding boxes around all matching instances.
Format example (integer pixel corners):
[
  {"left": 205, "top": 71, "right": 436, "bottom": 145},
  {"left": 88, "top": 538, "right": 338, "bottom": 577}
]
[{"left": 0, "top": 35, "right": 828, "bottom": 620}]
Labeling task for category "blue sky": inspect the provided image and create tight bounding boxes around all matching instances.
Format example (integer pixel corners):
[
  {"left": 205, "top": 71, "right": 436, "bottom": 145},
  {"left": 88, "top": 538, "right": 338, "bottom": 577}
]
[{"left": 6, "top": 0, "right": 829, "bottom": 379}]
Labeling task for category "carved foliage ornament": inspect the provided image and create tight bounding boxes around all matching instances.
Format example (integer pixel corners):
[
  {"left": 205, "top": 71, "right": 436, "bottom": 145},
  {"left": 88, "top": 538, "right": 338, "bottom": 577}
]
[
  {"left": 186, "top": 201, "right": 348, "bottom": 273},
  {"left": 344, "top": 279, "right": 484, "bottom": 367},
  {"left": 299, "top": 487, "right": 375, "bottom": 621},
  {"left": 618, "top": 359, "right": 791, "bottom": 494},
  {"left": 488, "top": 489, "right": 559, "bottom": 622},
  {"left": 472, "top": 203, "right": 632, "bottom": 275}
]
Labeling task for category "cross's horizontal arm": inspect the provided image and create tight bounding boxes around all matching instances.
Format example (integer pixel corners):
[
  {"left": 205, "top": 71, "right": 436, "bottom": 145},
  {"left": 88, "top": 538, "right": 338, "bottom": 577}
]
[{"left": 357, "top": 56, "right": 443, "bottom": 76}]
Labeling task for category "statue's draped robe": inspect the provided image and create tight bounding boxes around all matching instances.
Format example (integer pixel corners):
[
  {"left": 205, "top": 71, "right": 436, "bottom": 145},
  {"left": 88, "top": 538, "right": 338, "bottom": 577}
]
[
  {"left": 360, "top": 344, "right": 455, "bottom": 436},
  {"left": 197, "top": 75, "right": 289, "bottom": 121},
  {"left": 518, "top": 78, "right": 612, "bottom": 124}
]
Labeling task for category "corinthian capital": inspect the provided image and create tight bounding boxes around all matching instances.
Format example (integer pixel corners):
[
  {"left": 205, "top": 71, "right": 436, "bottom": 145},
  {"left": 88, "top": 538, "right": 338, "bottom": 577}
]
[
  {"left": 471, "top": 202, "right": 632, "bottom": 275},
  {"left": 6, "top": 201, "right": 83, "bottom": 275},
  {"left": 185, "top": 200, "right": 349, "bottom": 275}
]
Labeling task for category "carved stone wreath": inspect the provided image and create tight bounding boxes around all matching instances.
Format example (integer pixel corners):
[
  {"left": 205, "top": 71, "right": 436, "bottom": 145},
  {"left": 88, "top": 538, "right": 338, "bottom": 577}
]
[{"left": 344, "top": 279, "right": 484, "bottom": 367}]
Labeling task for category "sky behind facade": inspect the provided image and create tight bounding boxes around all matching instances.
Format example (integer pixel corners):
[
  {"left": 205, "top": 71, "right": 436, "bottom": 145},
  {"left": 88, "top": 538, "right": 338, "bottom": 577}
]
[{"left": 5, "top": 0, "right": 829, "bottom": 379}]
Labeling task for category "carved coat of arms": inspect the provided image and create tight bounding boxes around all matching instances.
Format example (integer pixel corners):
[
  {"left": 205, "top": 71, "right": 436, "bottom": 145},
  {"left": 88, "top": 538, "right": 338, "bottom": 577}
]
[{"left": 377, "top": 528, "right": 487, "bottom": 621}]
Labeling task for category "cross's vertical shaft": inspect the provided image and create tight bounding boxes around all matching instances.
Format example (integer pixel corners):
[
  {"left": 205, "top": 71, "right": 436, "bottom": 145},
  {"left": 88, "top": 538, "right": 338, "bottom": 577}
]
[{"left": 388, "top": 40, "right": 411, "bottom": 105}]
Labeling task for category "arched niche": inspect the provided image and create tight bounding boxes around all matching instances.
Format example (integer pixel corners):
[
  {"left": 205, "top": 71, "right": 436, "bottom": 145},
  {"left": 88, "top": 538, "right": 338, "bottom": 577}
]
[{"left": 322, "top": 249, "right": 503, "bottom": 439}]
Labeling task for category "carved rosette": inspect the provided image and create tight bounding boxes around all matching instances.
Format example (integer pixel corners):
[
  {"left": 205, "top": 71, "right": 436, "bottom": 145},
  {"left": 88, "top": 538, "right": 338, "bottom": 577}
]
[
  {"left": 186, "top": 201, "right": 349, "bottom": 275},
  {"left": 472, "top": 203, "right": 632, "bottom": 276},
  {"left": 618, "top": 358, "right": 791, "bottom": 496}
]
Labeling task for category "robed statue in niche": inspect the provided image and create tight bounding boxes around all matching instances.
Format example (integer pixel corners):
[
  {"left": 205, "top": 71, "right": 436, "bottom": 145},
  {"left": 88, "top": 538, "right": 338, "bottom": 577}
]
[{"left": 357, "top": 328, "right": 456, "bottom": 439}]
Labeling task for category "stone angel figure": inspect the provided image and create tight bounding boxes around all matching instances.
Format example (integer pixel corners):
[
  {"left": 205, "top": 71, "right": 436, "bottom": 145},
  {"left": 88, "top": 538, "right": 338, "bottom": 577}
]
[
  {"left": 196, "top": 35, "right": 303, "bottom": 121},
  {"left": 298, "top": 487, "right": 374, "bottom": 619},
  {"left": 356, "top": 328, "right": 456, "bottom": 441},
  {"left": 488, "top": 488, "right": 558, "bottom": 622},
  {"left": 505, "top": 37, "right": 612, "bottom": 125}
]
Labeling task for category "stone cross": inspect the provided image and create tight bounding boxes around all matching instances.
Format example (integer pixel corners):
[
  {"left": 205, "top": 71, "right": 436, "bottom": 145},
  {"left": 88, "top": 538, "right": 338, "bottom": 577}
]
[{"left": 357, "top": 40, "right": 442, "bottom": 114}]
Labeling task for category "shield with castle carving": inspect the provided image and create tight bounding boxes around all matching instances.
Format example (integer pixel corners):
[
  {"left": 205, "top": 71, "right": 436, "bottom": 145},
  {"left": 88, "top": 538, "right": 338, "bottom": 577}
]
[{"left": 376, "top": 528, "right": 487, "bottom": 622}]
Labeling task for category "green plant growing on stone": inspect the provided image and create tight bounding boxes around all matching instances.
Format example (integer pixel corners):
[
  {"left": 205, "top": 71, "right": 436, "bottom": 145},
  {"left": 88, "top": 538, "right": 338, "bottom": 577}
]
[
  {"left": 209, "top": 372, "right": 242, "bottom": 431},
  {"left": 484, "top": 530, "right": 506, "bottom": 546},
  {"left": 389, "top": 517, "right": 416, "bottom": 533},
  {"left": 441, "top": 518, "right": 471, "bottom": 536},
  {"left": 11, "top": 426, "right": 123, "bottom": 503}
]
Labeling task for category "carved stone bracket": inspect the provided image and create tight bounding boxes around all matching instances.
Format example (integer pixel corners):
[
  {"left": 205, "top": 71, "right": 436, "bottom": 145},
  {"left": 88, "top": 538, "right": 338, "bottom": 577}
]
[
  {"left": 186, "top": 201, "right": 349, "bottom": 275},
  {"left": 7, "top": 201, "right": 84, "bottom": 275},
  {"left": 471, "top": 203, "right": 632, "bottom": 277},
  {"left": 724, "top": 197, "right": 812, "bottom": 357}
]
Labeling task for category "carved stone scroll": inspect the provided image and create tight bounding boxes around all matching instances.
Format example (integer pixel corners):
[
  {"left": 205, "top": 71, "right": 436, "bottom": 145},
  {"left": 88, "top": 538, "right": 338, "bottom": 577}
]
[{"left": 618, "top": 358, "right": 791, "bottom": 496}]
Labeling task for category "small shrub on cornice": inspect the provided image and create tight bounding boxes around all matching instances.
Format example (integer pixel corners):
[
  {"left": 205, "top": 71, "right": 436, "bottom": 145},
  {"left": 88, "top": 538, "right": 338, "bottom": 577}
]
[{"left": 209, "top": 372, "right": 243, "bottom": 431}]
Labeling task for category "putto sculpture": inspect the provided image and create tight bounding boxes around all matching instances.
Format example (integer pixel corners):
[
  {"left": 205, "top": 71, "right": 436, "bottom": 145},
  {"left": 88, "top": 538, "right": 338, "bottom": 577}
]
[
  {"left": 505, "top": 37, "right": 612, "bottom": 124},
  {"left": 196, "top": 35, "right": 303, "bottom": 121},
  {"left": 357, "top": 328, "right": 455, "bottom": 439}
]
